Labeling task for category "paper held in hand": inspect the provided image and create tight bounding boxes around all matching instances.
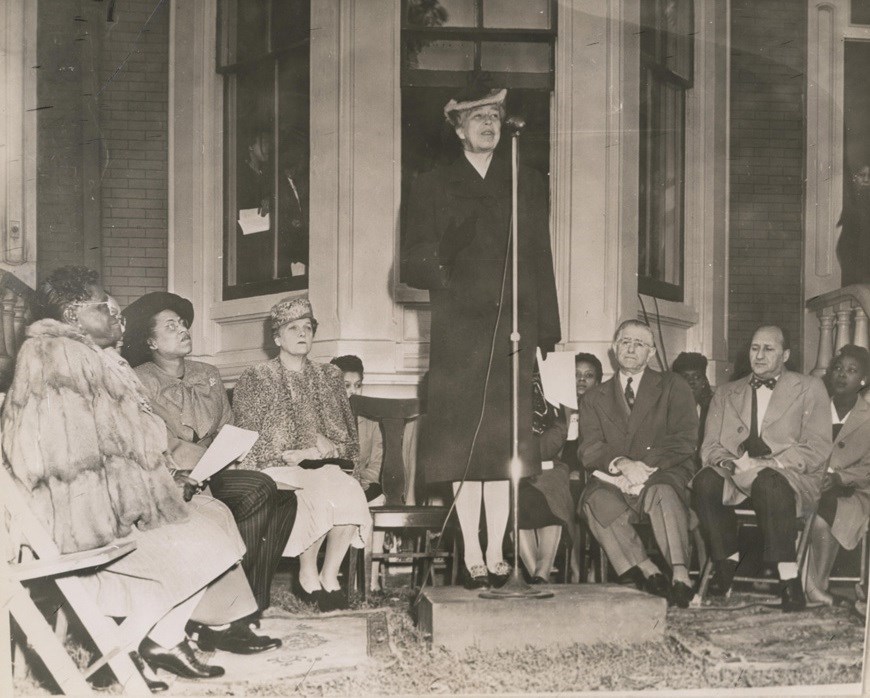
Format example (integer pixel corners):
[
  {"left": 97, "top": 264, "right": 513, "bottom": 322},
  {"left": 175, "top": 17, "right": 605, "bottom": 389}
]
[
  {"left": 536, "top": 348, "right": 578, "bottom": 410},
  {"left": 189, "top": 425, "right": 259, "bottom": 483}
]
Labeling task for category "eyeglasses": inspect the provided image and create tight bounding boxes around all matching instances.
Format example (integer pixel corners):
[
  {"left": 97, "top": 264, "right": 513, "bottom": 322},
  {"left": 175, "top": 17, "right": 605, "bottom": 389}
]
[
  {"left": 161, "top": 318, "right": 190, "bottom": 333},
  {"left": 73, "top": 300, "right": 123, "bottom": 319},
  {"left": 617, "top": 339, "right": 653, "bottom": 351}
]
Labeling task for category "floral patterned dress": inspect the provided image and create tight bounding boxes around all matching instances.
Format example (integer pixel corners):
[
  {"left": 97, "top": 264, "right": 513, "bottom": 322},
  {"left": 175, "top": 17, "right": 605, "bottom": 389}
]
[{"left": 233, "top": 358, "right": 371, "bottom": 556}]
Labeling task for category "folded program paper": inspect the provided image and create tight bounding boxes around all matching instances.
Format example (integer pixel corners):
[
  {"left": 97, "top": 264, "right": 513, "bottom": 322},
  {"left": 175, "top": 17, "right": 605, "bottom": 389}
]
[{"left": 189, "top": 425, "right": 260, "bottom": 483}]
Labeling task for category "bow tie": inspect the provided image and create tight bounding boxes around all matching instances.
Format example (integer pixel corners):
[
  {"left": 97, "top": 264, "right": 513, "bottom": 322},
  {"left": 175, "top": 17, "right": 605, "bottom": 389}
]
[{"left": 749, "top": 375, "right": 777, "bottom": 390}]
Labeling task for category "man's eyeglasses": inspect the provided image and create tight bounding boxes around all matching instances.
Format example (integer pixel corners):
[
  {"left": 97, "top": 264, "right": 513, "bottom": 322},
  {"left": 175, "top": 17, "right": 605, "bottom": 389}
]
[{"left": 617, "top": 339, "right": 653, "bottom": 351}]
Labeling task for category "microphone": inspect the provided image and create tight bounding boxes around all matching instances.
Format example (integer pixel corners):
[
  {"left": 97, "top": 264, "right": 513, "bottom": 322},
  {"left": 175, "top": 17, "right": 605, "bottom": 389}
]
[{"left": 504, "top": 116, "right": 526, "bottom": 134}]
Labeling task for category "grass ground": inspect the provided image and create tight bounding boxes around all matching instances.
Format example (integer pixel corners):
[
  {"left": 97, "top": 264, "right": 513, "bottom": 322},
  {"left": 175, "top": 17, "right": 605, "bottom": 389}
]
[{"left": 12, "top": 576, "right": 867, "bottom": 696}]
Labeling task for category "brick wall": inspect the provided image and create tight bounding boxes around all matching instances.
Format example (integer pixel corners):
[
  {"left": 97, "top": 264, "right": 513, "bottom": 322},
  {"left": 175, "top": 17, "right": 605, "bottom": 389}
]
[
  {"left": 99, "top": 0, "right": 170, "bottom": 307},
  {"left": 728, "top": 0, "right": 807, "bottom": 369},
  {"left": 36, "top": 0, "right": 85, "bottom": 277}
]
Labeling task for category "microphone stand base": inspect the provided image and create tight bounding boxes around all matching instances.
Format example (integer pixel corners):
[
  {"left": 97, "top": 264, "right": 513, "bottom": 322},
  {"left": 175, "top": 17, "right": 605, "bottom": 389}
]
[{"left": 479, "top": 575, "right": 554, "bottom": 600}]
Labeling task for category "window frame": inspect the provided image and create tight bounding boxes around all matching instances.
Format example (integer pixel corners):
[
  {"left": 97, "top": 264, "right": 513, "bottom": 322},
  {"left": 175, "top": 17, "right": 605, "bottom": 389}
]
[
  {"left": 637, "top": 0, "right": 694, "bottom": 303},
  {"left": 216, "top": 0, "right": 311, "bottom": 301}
]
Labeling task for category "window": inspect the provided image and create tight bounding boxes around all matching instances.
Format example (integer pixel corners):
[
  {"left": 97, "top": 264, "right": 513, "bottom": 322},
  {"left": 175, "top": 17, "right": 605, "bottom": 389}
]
[
  {"left": 637, "top": 0, "right": 693, "bottom": 302},
  {"left": 217, "top": 0, "right": 310, "bottom": 301},
  {"left": 853, "top": 0, "right": 870, "bottom": 25},
  {"left": 400, "top": 0, "right": 557, "bottom": 285}
]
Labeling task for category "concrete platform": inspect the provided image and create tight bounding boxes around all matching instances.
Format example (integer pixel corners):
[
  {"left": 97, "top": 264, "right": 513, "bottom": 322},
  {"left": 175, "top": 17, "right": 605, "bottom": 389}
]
[{"left": 418, "top": 584, "right": 666, "bottom": 652}]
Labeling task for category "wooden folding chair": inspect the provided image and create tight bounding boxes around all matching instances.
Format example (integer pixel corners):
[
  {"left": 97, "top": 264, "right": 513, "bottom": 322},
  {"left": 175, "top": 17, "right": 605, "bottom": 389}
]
[
  {"left": 2, "top": 467, "right": 151, "bottom": 695},
  {"left": 347, "top": 396, "right": 459, "bottom": 601}
]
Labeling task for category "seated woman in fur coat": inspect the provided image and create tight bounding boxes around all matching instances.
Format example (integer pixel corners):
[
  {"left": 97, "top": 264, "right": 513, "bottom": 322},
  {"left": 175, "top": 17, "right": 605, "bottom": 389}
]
[{"left": 1, "top": 266, "right": 278, "bottom": 688}]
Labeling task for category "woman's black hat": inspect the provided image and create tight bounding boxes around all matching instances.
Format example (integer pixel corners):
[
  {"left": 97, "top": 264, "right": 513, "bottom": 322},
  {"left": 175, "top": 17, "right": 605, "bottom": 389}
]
[{"left": 121, "top": 292, "right": 194, "bottom": 368}]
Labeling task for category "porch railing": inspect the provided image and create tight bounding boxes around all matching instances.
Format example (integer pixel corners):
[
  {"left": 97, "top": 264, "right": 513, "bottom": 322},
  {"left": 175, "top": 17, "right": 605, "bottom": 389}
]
[
  {"left": 806, "top": 284, "right": 870, "bottom": 377},
  {"left": 0, "top": 271, "right": 35, "bottom": 391}
]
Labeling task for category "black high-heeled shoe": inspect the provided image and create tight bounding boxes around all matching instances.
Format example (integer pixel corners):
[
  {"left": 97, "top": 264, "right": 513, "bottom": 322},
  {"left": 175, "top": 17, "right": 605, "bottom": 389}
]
[
  {"left": 320, "top": 589, "right": 348, "bottom": 612},
  {"left": 129, "top": 650, "right": 169, "bottom": 692},
  {"left": 139, "top": 638, "right": 224, "bottom": 679},
  {"left": 294, "top": 580, "right": 326, "bottom": 609}
]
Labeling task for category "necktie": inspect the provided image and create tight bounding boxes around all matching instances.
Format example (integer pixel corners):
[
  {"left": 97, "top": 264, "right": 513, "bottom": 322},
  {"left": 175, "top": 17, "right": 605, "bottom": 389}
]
[
  {"left": 740, "top": 383, "right": 772, "bottom": 458},
  {"left": 624, "top": 377, "right": 635, "bottom": 410}
]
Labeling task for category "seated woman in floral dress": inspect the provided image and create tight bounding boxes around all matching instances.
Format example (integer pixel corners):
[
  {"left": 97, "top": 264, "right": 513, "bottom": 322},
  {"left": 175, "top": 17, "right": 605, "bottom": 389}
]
[{"left": 233, "top": 297, "right": 372, "bottom": 611}]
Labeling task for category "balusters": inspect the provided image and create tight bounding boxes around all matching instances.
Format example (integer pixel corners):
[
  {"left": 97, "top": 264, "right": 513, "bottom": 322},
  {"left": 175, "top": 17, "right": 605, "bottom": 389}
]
[
  {"left": 1, "top": 290, "right": 15, "bottom": 360},
  {"left": 835, "top": 305, "right": 853, "bottom": 353},
  {"left": 812, "top": 308, "right": 835, "bottom": 377},
  {"left": 855, "top": 308, "right": 870, "bottom": 350},
  {"left": 12, "top": 295, "right": 27, "bottom": 354}
]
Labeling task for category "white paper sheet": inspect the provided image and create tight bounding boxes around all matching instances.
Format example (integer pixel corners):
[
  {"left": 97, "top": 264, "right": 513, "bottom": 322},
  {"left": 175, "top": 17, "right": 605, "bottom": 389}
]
[
  {"left": 238, "top": 208, "right": 270, "bottom": 235},
  {"left": 189, "top": 425, "right": 260, "bottom": 483},
  {"left": 536, "top": 348, "right": 578, "bottom": 410}
]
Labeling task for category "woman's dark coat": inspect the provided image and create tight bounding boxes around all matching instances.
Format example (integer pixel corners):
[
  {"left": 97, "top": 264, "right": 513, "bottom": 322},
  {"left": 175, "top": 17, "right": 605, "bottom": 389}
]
[{"left": 403, "top": 153, "right": 561, "bottom": 483}]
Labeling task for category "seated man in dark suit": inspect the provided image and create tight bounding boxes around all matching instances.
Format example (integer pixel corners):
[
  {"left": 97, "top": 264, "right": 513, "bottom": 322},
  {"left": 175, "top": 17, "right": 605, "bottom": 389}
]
[
  {"left": 693, "top": 325, "right": 831, "bottom": 611},
  {"left": 579, "top": 320, "right": 699, "bottom": 607}
]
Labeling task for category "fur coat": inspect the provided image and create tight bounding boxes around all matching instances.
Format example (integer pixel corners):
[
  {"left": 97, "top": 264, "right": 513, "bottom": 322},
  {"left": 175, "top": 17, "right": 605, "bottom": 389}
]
[{"left": 2, "top": 320, "right": 188, "bottom": 553}]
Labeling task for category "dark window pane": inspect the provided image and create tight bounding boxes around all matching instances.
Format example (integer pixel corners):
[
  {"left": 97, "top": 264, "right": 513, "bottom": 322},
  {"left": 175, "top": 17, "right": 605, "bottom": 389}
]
[
  {"left": 483, "top": 0, "right": 551, "bottom": 29},
  {"left": 276, "top": 50, "right": 310, "bottom": 275},
  {"left": 405, "top": 0, "right": 478, "bottom": 28},
  {"left": 853, "top": 0, "right": 870, "bottom": 25},
  {"left": 218, "top": 0, "right": 269, "bottom": 66},
  {"left": 224, "top": 66, "right": 275, "bottom": 289},
  {"left": 272, "top": 0, "right": 310, "bottom": 46},
  {"left": 406, "top": 39, "right": 476, "bottom": 71},
  {"left": 639, "top": 68, "right": 684, "bottom": 298},
  {"left": 663, "top": 0, "right": 693, "bottom": 83},
  {"left": 480, "top": 40, "right": 551, "bottom": 74}
]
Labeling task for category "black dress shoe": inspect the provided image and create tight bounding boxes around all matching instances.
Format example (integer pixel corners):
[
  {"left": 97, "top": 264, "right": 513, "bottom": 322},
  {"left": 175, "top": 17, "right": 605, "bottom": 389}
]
[
  {"left": 129, "top": 651, "right": 169, "bottom": 692},
  {"left": 295, "top": 584, "right": 326, "bottom": 609},
  {"left": 642, "top": 572, "right": 670, "bottom": 599},
  {"left": 669, "top": 581, "right": 694, "bottom": 608},
  {"left": 139, "top": 638, "right": 224, "bottom": 679},
  {"left": 463, "top": 565, "right": 491, "bottom": 590},
  {"left": 319, "top": 589, "right": 349, "bottom": 612},
  {"left": 531, "top": 576, "right": 550, "bottom": 585},
  {"left": 196, "top": 620, "right": 282, "bottom": 654},
  {"left": 488, "top": 562, "right": 512, "bottom": 588},
  {"left": 617, "top": 567, "right": 646, "bottom": 590},
  {"left": 709, "top": 559, "right": 738, "bottom": 597},
  {"left": 781, "top": 577, "right": 807, "bottom": 613}
]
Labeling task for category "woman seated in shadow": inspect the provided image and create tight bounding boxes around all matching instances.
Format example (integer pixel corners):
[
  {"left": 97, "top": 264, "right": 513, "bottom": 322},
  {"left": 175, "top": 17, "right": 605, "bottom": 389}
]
[
  {"left": 120, "top": 292, "right": 298, "bottom": 625},
  {"left": 331, "top": 354, "right": 392, "bottom": 592},
  {"left": 805, "top": 344, "right": 870, "bottom": 606},
  {"left": 232, "top": 297, "right": 372, "bottom": 612},
  {"left": 517, "top": 369, "right": 574, "bottom": 583},
  {"left": 2, "top": 267, "right": 276, "bottom": 688}
]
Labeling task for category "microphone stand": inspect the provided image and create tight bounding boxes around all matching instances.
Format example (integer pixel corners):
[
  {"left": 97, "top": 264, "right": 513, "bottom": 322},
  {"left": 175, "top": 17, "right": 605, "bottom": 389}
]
[{"left": 480, "top": 120, "right": 553, "bottom": 600}]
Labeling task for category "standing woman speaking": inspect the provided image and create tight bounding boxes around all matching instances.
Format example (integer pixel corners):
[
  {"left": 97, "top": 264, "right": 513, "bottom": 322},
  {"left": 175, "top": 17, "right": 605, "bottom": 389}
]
[{"left": 402, "top": 84, "right": 561, "bottom": 589}]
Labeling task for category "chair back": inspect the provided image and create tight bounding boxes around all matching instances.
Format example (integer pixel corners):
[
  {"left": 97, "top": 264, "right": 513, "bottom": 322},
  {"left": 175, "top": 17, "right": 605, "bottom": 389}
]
[
  {"left": 0, "top": 270, "right": 36, "bottom": 392},
  {"left": 350, "top": 395, "right": 421, "bottom": 506}
]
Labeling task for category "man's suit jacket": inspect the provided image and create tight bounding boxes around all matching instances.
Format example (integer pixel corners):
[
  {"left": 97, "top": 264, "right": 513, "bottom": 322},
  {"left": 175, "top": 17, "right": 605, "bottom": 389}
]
[
  {"left": 699, "top": 370, "right": 831, "bottom": 517},
  {"left": 825, "top": 395, "right": 870, "bottom": 550},
  {"left": 579, "top": 369, "right": 699, "bottom": 526}
]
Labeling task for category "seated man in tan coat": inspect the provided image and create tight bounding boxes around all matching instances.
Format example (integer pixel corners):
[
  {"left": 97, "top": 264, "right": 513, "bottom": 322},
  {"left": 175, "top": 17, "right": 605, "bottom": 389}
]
[{"left": 693, "top": 325, "right": 831, "bottom": 611}]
